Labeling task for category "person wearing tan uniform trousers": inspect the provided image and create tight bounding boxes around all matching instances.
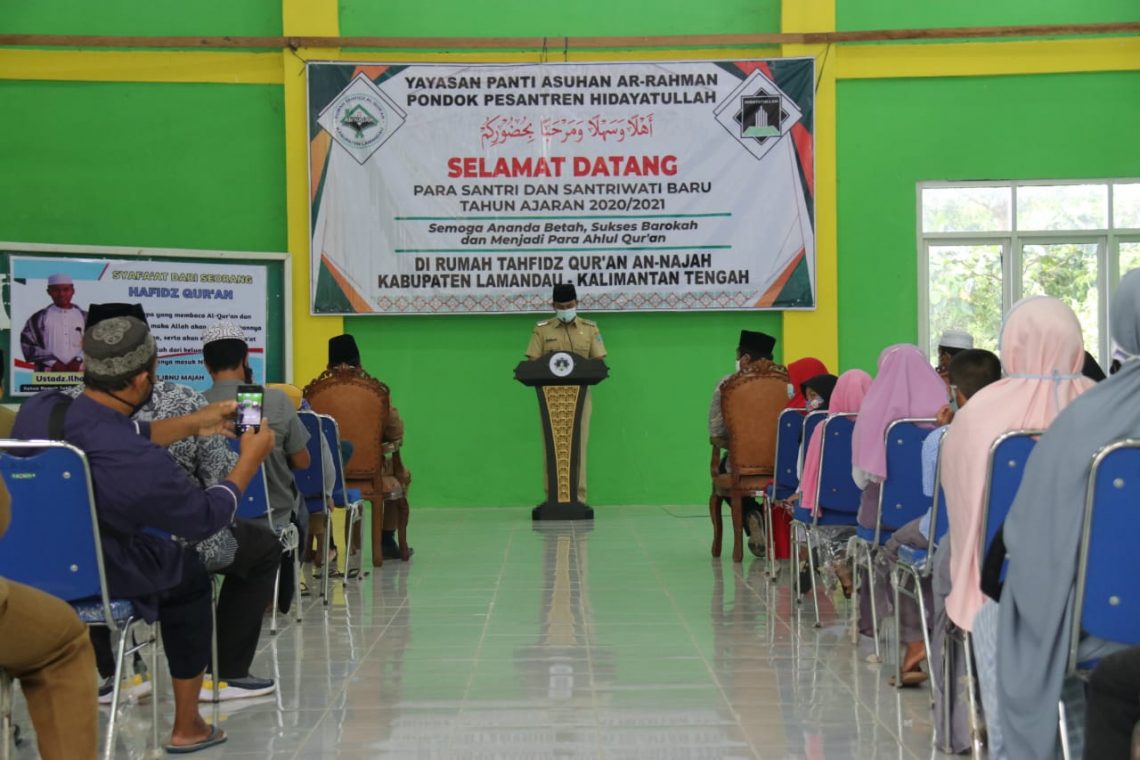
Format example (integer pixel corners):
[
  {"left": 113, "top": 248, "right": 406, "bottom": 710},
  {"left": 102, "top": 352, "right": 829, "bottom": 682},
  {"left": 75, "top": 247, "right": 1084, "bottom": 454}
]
[
  {"left": 0, "top": 447, "right": 98, "bottom": 759},
  {"left": 525, "top": 283, "right": 606, "bottom": 499}
]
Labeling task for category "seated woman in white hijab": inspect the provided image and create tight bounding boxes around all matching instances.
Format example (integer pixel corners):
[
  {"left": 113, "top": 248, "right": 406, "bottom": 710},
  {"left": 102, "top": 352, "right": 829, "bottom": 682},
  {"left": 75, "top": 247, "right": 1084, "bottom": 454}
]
[
  {"left": 932, "top": 296, "right": 1095, "bottom": 754},
  {"left": 973, "top": 274, "right": 1140, "bottom": 759}
]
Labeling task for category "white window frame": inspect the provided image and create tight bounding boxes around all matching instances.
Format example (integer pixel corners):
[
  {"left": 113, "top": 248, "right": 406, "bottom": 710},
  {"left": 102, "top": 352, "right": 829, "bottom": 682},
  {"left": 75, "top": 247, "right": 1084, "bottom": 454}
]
[{"left": 918, "top": 179, "right": 1140, "bottom": 368}]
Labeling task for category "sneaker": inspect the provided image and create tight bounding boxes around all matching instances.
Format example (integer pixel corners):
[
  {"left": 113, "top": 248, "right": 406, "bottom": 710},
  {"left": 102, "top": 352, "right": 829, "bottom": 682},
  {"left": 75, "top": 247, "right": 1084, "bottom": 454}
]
[
  {"left": 745, "top": 511, "right": 766, "bottom": 558},
  {"left": 98, "top": 673, "right": 152, "bottom": 705},
  {"left": 199, "top": 675, "right": 276, "bottom": 702}
]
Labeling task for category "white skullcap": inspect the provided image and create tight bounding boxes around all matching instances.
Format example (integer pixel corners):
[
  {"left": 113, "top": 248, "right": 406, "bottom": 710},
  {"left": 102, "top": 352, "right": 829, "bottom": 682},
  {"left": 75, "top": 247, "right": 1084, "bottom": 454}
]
[
  {"left": 938, "top": 328, "right": 974, "bottom": 350},
  {"left": 201, "top": 321, "right": 246, "bottom": 347},
  {"left": 47, "top": 273, "right": 73, "bottom": 286}
]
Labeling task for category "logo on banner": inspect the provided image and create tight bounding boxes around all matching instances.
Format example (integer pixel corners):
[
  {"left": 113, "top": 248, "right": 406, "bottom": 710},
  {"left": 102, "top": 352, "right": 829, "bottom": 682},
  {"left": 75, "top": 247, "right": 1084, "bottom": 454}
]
[
  {"left": 713, "top": 69, "right": 803, "bottom": 162},
  {"left": 319, "top": 73, "right": 406, "bottom": 165}
]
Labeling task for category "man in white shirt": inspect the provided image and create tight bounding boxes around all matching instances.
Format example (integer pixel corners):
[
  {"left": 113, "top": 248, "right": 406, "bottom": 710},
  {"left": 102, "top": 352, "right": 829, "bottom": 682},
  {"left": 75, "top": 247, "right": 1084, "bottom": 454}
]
[{"left": 20, "top": 273, "right": 87, "bottom": 372}]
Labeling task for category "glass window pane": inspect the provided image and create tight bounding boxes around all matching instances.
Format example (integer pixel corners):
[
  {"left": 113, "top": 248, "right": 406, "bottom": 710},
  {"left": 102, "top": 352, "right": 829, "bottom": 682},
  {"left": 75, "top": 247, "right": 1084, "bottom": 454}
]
[
  {"left": 928, "top": 244, "right": 1004, "bottom": 358},
  {"left": 1120, "top": 241, "right": 1140, "bottom": 280},
  {"left": 1113, "top": 183, "right": 1140, "bottom": 229},
  {"left": 1017, "top": 184, "right": 1108, "bottom": 231},
  {"left": 922, "top": 186, "right": 1012, "bottom": 233},
  {"left": 1021, "top": 242, "right": 1100, "bottom": 356}
]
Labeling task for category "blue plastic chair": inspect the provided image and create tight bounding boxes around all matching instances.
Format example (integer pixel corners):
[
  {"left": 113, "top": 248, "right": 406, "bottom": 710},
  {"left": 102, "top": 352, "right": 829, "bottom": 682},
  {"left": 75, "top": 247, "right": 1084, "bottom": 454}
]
[
  {"left": 1058, "top": 439, "right": 1140, "bottom": 759},
  {"left": 790, "top": 413, "right": 861, "bottom": 627},
  {"left": 294, "top": 411, "right": 327, "bottom": 517},
  {"left": 226, "top": 439, "right": 301, "bottom": 632},
  {"left": 852, "top": 417, "right": 936, "bottom": 659},
  {"left": 0, "top": 441, "right": 159, "bottom": 760},
  {"left": 893, "top": 427, "right": 948, "bottom": 698},
  {"left": 760, "top": 409, "right": 806, "bottom": 580},
  {"left": 316, "top": 415, "right": 366, "bottom": 595},
  {"left": 948, "top": 429, "right": 1039, "bottom": 755},
  {"left": 979, "top": 430, "right": 1040, "bottom": 582},
  {"left": 799, "top": 409, "right": 828, "bottom": 478}
]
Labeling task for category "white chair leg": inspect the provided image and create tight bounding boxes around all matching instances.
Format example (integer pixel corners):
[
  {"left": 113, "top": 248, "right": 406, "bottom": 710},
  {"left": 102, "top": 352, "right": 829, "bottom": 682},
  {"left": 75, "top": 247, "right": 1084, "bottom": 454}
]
[
  {"left": 940, "top": 624, "right": 954, "bottom": 753},
  {"left": 1, "top": 669, "right": 12, "bottom": 760},
  {"left": 1058, "top": 699, "right": 1071, "bottom": 760},
  {"left": 149, "top": 623, "right": 159, "bottom": 754},
  {"left": 270, "top": 565, "right": 281, "bottom": 635},
  {"left": 892, "top": 565, "right": 903, "bottom": 688},
  {"left": 293, "top": 542, "right": 303, "bottom": 623},
  {"left": 103, "top": 623, "right": 132, "bottom": 760},
  {"left": 915, "top": 572, "right": 937, "bottom": 703},
  {"left": 764, "top": 498, "right": 776, "bottom": 581},
  {"left": 849, "top": 544, "right": 860, "bottom": 645},
  {"left": 864, "top": 545, "right": 881, "bottom": 661},
  {"left": 790, "top": 523, "right": 801, "bottom": 602},
  {"left": 963, "top": 632, "right": 984, "bottom": 760},
  {"left": 321, "top": 507, "right": 332, "bottom": 605},
  {"left": 806, "top": 530, "right": 822, "bottom": 628},
  {"left": 210, "top": 580, "right": 221, "bottom": 703}
]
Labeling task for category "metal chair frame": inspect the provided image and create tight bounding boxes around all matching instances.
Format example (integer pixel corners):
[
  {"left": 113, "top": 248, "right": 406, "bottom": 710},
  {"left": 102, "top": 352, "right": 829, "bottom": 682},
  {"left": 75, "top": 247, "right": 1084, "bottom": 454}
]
[
  {"left": 944, "top": 429, "right": 1041, "bottom": 759},
  {"left": 789, "top": 413, "right": 860, "bottom": 628},
  {"left": 892, "top": 428, "right": 947, "bottom": 703},
  {"left": 0, "top": 441, "right": 159, "bottom": 760},
  {"left": 1058, "top": 439, "right": 1140, "bottom": 759},
  {"left": 317, "top": 414, "right": 365, "bottom": 598},
  {"left": 849, "top": 417, "right": 936, "bottom": 660},
  {"left": 761, "top": 408, "right": 807, "bottom": 581}
]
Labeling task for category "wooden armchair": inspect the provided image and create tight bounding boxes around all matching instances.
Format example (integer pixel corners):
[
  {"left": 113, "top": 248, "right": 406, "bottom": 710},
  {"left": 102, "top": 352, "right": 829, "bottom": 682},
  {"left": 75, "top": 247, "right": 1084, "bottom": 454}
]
[
  {"left": 303, "top": 366, "right": 410, "bottom": 565},
  {"left": 710, "top": 362, "right": 790, "bottom": 562}
]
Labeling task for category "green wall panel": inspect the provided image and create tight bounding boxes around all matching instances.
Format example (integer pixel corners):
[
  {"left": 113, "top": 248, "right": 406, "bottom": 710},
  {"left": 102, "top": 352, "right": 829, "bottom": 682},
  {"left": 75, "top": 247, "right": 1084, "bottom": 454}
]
[
  {"left": 0, "top": 80, "right": 286, "bottom": 253},
  {"left": 0, "top": 0, "right": 281, "bottom": 36},
  {"left": 836, "top": 71, "right": 1140, "bottom": 373},
  {"left": 837, "top": 0, "right": 1139, "bottom": 32},
  {"left": 339, "top": 0, "right": 780, "bottom": 37},
  {"left": 343, "top": 310, "right": 783, "bottom": 507}
]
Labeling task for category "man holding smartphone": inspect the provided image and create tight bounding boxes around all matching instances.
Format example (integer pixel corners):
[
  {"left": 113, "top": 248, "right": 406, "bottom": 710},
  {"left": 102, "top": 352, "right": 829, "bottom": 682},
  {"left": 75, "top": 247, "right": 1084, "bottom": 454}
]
[
  {"left": 202, "top": 323, "right": 311, "bottom": 606},
  {"left": 12, "top": 315, "right": 278, "bottom": 753}
]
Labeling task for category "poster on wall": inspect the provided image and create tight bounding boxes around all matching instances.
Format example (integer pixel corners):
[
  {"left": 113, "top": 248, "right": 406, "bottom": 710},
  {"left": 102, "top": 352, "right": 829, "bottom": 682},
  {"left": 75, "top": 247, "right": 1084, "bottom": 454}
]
[
  {"left": 9, "top": 256, "right": 268, "bottom": 396},
  {"left": 307, "top": 59, "right": 815, "bottom": 315}
]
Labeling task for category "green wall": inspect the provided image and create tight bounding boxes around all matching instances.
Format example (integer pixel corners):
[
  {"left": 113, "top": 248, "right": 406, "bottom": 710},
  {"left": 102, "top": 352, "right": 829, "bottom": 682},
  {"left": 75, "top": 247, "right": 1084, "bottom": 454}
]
[
  {"left": 0, "top": 0, "right": 281, "bottom": 35},
  {"left": 340, "top": 0, "right": 780, "bottom": 37},
  {"left": 837, "top": 0, "right": 1139, "bottom": 31},
  {"left": 0, "top": 81, "right": 285, "bottom": 252},
  {"left": 836, "top": 70, "right": 1140, "bottom": 373}
]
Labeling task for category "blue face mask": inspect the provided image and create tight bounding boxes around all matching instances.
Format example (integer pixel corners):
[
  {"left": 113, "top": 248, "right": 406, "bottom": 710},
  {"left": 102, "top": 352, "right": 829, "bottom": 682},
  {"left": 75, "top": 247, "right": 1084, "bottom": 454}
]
[
  {"left": 948, "top": 384, "right": 960, "bottom": 412},
  {"left": 556, "top": 308, "right": 577, "bottom": 323}
]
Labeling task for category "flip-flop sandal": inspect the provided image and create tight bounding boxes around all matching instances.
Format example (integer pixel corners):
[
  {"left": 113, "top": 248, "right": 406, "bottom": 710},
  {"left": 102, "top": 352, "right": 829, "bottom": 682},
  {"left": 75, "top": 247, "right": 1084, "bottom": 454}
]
[
  {"left": 888, "top": 669, "right": 929, "bottom": 688},
  {"left": 165, "top": 725, "right": 227, "bottom": 754}
]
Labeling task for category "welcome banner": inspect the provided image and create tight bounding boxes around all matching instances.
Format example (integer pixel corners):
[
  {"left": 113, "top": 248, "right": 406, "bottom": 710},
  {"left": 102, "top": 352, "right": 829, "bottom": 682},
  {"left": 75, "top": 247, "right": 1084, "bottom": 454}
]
[{"left": 307, "top": 59, "right": 815, "bottom": 315}]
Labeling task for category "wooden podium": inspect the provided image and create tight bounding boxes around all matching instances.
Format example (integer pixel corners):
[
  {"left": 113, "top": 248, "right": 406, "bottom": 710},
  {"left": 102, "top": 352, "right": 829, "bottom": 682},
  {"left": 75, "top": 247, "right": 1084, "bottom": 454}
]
[{"left": 514, "top": 352, "right": 609, "bottom": 520}]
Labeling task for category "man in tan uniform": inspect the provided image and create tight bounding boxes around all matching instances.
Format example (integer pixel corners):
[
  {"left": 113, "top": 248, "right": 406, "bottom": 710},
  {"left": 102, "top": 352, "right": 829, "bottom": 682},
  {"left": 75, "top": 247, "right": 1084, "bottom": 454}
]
[{"left": 525, "top": 283, "right": 606, "bottom": 499}]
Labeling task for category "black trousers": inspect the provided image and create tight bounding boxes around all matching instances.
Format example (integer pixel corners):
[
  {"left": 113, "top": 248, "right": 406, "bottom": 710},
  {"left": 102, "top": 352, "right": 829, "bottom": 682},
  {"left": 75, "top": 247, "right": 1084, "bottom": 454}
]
[
  {"left": 1084, "top": 645, "right": 1140, "bottom": 760},
  {"left": 214, "top": 519, "right": 280, "bottom": 678},
  {"left": 91, "top": 549, "right": 212, "bottom": 680},
  {"left": 91, "top": 520, "right": 280, "bottom": 681}
]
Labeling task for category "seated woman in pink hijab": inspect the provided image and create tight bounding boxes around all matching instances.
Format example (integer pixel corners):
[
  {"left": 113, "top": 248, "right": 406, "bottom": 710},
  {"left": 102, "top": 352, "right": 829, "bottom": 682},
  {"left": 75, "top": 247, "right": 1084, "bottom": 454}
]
[
  {"left": 932, "top": 296, "right": 1094, "bottom": 755},
  {"left": 849, "top": 345, "right": 946, "bottom": 651},
  {"left": 794, "top": 369, "right": 872, "bottom": 593}
]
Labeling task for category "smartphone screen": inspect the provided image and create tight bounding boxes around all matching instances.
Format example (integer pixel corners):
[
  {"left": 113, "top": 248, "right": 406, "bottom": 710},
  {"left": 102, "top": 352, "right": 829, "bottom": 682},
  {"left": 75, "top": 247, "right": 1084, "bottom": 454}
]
[{"left": 235, "top": 385, "right": 265, "bottom": 435}]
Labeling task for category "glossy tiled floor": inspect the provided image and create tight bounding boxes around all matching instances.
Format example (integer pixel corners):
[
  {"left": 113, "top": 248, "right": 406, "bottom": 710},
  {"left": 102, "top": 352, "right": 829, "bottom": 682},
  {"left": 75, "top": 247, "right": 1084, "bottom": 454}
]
[{"left": 12, "top": 506, "right": 946, "bottom": 758}]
